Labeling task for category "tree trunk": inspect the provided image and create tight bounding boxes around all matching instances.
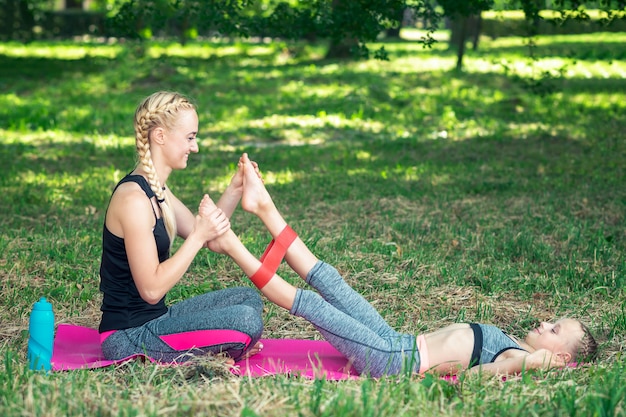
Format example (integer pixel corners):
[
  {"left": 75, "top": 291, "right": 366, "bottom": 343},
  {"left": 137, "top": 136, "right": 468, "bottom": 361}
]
[
  {"left": 65, "top": 0, "right": 82, "bottom": 9},
  {"left": 455, "top": 16, "right": 468, "bottom": 71},
  {"left": 325, "top": 37, "right": 358, "bottom": 59},
  {"left": 449, "top": 13, "right": 483, "bottom": 71},
  {"left": 471, "top": 14, "right": 482, "bottom": 51},
  {"left": 385, "top": 7, "right": 405, "bottom": 39}
]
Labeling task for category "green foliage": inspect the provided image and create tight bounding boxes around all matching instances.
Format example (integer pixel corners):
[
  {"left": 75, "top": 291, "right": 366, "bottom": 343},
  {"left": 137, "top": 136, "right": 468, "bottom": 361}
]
[{"left": 438, "top": 0, "right": 495, "bottom": 17}]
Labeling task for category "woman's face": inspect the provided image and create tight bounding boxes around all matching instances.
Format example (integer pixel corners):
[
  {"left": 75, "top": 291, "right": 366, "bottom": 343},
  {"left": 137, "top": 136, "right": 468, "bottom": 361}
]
[{"left": 162, "top": 109, "right": 199, "bottom": 170}]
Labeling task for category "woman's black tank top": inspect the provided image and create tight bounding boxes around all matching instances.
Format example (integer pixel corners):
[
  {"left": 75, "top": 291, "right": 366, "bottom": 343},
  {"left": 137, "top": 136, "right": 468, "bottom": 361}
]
[{"left": 99, "top": 175, "right": 170, "bottom": 332}]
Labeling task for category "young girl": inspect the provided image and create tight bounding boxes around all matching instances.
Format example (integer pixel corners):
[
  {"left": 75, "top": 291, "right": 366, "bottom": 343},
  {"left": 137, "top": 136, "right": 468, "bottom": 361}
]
[
  {"left": 202, "top": 154, "right": 598, "bottom": 377},
  {"left": 98, "top": 92, "right": 264, "bottom": 363}
]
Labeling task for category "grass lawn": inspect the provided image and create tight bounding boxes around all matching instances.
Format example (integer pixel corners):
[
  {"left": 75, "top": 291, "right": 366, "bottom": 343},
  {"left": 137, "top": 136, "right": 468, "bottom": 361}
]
[{"left": 0, "top": 31, "right": 625, "bottom": 416}]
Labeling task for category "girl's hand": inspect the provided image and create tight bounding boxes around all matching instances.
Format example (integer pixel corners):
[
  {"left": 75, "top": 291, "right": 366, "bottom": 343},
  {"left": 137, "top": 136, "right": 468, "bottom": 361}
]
[{"left": 525, "top": 349, "right": 567, "bottom": 370}]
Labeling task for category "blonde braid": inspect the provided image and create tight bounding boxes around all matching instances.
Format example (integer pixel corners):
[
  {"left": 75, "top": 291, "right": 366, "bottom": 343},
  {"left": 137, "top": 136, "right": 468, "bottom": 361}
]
[
  {"left": 134, "top": 91, "right": 196, "bottom": 247},
  {"left": 575, "top": 322, "right": 598, "bottom": 362}
]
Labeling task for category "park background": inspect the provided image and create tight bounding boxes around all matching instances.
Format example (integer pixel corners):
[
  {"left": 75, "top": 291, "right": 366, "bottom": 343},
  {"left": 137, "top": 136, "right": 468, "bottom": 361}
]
[{"left": 1, "top": 0, "right": 625, "bottom": 415}]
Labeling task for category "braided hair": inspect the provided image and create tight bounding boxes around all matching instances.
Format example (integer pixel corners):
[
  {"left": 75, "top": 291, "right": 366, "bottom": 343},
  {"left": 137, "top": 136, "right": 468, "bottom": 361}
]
[
  {"left": 575, "top": 322, "right": 599, "bottom": 363},
  {"left": 133, "top": 91, "right": 196, "bottom": 247}
]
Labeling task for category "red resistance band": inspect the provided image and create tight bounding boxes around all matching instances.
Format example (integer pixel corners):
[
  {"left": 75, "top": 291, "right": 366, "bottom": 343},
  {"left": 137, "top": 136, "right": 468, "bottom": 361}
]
[{"left": 250, "top": 225, "right": 298, "bottom": 289}]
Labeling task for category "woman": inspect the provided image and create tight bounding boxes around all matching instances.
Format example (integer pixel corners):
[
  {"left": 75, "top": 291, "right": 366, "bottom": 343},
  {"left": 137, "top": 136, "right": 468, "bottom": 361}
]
[
  {"left": 98, "top": 91, "right": 264, "bottom": 363},
  {"left": 202, "top": 153, "right": 598, "bottom": 377}
]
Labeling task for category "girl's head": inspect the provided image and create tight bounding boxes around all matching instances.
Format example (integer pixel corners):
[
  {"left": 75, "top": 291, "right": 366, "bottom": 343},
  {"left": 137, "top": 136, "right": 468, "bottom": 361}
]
[
  {"left": 134, "top": 91, "right": 197, "bottom": 245},
  {"left": 525, "top": 318, "right": 598, "bottom": 363}
]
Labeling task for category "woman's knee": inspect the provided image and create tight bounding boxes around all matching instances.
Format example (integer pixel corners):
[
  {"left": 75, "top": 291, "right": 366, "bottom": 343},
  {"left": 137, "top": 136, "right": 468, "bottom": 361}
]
[
  {"left": 242, "top": 286, "right": 264, "bottom": 309},
  {"left": 239, "top": 304, "right": 264, "bottom": 339}
]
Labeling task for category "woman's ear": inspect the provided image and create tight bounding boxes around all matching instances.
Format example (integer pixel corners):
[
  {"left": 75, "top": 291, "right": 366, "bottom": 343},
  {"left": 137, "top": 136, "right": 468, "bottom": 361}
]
[{"left": 151, "top": 127, "right": 166, "bottom": 145}]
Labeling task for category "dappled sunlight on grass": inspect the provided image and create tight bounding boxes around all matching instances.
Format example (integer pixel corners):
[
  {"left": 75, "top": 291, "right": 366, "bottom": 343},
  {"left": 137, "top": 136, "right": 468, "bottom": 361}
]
[
  {"left": 569, "top": 91, "right": 626, "bottom": 109},
  {"left": 354, "top": 150, "right": 374, "bottom": 161},
  {"left": 2, "top": 129, "right": 78, "bottom": 145},
  {"left": 1, "top": 129, "right": 133, "bottom": 149},
  {"left": 248, "top": 114, "right": 384, "bottom": 133},
  {"left": 261, "top": 168, "right": 300, "bottom": 186},
  {"left": 16, "top": 169, "right": 104, "bottom": 208},
  {"left": 429, "top": 172, "right": 453, "bottom": 186},
  {"left": 384, "top": 55, "right": 457, "bottom": 73},
  {"left": 0, "top": 41, "right": 122, "bottom": 59},
  {"left": 280, "top": 79, "right": 349, "bottom": 98},
  {"left": 466, "top": 55, "right": 626, "bottom": 78},
  {"left": 1, "top": 93, "right": 25, "bottom": 107}
]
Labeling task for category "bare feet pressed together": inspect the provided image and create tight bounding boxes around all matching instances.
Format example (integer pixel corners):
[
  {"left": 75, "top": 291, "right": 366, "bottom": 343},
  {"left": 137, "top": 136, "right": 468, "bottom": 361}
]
[{"left": 199, "top": 153, "right": 298, "bottom": 295}]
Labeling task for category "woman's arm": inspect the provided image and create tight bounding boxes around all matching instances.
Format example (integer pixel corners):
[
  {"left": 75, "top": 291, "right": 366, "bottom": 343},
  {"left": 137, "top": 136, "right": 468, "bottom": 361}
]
[
  {"left": 168, "top": 189, "right": 197, "bottom": 240},
  {"left": 111, "top": 187, "right": 229, "bottom": 304}
]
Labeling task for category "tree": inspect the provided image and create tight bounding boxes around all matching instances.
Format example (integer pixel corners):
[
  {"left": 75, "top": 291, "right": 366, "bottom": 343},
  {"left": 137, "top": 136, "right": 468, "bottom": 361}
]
[
  {"left": 0, "top": 0, "right": 38, "bottom": 41},
  {"left": 440, "top": 0, "right": 493, "bottom": 71},
  {"left": 101, "top": 0, "right": 441, "bottom": 58},
  {"left": 442, "top": 0, "right": 626, "bottom": 71},
  {"left": 6, "top": 0, "right": 625, "bottom": 63},
  {"left": 102, "top": 0, "right": 624, "bottom": 62}
]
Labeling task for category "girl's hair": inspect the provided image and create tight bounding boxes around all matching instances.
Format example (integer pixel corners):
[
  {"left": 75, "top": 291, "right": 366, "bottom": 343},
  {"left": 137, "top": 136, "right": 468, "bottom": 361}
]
[
  {"left": 133, "top": 91, "right": 196, "bottom": 246},
  {"left": 576, "top": 322, "right": 599, "bottom": 362}
]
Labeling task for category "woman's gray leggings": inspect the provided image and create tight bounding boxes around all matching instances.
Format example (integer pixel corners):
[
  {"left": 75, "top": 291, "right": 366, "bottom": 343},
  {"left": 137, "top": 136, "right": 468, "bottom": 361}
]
[
  {"left": 101, "top": 287, "right": 264, "bottom": 362},
  {"left": 290, "top": 261, "right": 420, "bottom": 377}
]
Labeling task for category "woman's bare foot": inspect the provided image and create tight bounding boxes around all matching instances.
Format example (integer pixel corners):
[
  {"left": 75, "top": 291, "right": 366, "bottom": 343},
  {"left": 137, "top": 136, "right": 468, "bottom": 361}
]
[{"left": 240, "top": 153, "right": 275, "bottom": 216}]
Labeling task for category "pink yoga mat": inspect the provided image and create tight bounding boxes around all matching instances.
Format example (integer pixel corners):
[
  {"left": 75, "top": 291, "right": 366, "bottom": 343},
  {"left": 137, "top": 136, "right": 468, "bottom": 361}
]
[{"left": 51, "top": 324, "right": 358, "bottom": 380}]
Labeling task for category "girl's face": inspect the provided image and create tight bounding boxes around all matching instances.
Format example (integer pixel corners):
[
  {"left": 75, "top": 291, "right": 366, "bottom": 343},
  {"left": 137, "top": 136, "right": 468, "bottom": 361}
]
[
  {"left": 524, "top": 318, "right": 584, "bottom": 357},
  {"left": 162, "top": 109, "right": 199, "bottom": 170}
]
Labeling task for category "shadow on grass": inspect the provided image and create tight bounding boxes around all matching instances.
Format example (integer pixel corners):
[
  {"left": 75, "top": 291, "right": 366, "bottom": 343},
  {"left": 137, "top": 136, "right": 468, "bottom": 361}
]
[{"left": 0, "top": 54, "right": 111, "bottom": 82}]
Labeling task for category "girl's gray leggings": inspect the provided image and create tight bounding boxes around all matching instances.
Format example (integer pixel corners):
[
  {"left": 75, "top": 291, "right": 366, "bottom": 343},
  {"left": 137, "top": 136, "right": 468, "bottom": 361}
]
[
  {"left": 291, "top": 261, "right": 421, "bottom": 377},
  {"left": 101, "top": 287, "right": 264, "bottom": 362}
]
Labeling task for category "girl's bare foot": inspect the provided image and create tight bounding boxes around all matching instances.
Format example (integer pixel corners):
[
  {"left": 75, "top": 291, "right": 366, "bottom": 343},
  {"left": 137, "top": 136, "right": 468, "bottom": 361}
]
[
  {"left": 230, "top": 154, "right": 263, "bottom": 193},
  {"left": 240, "top": 153, "right": 275, "bottom": 216},
  {"left": 198, "top": 193, "right": 217, "bottom": 218},
  {"left": 199, "top": 194, "right": 237, "bottom": 254}
]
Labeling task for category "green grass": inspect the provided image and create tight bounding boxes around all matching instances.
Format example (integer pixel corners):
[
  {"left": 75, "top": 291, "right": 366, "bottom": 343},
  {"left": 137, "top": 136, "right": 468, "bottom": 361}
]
[{"left": 1, "top": 32, "right": 625, "bottom": 416}]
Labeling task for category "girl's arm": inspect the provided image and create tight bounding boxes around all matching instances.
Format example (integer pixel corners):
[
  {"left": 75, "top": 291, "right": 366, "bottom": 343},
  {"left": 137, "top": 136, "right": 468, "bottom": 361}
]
[{"left": 466, "top": 348, "right": 567, "bottom": 376}]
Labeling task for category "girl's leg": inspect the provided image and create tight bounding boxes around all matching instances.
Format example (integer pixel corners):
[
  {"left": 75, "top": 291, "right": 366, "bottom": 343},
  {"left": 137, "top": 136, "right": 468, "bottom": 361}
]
[
  {"left": 303, "top": 261, "right": 397, "bottom": 337},
  {"left": 237, "top": 154, "right": 395, "bottom": 335},
  {"left": 203, "top": 156, "right": 421, "bottom": 376},
  {"left": 203, "top": 218, "right": 420, "bottom": 377},
  {"left": 237, "top": 154, "right": 318, "bottom": 281},
  {"left": 290, "top": 288, "right": 420, "bottom": 377}
]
